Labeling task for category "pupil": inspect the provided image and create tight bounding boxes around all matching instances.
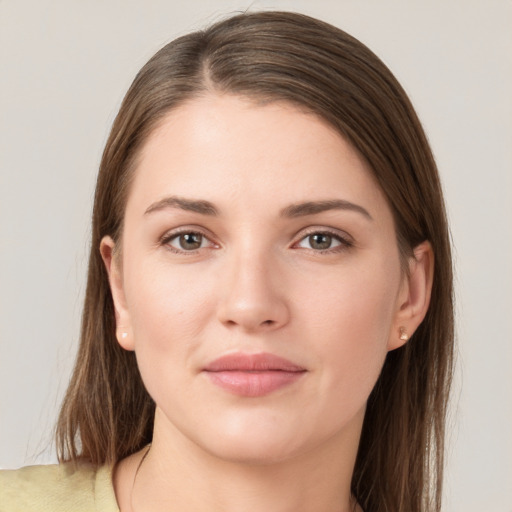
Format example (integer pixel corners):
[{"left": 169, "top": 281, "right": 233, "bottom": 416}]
[
  {"left": 180, "top": 233, "right": 202, "bottom": 250},
  {"left": 310, "top": 234, "right": 331, "bottom": 250}
]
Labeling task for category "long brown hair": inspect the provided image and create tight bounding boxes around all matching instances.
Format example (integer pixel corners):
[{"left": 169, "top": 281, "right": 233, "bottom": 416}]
[{"left": 56, "top": 11, "right": 454, "bottom": 512}]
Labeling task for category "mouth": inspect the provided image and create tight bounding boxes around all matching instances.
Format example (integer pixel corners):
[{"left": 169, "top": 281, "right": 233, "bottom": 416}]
[{"left": 202, "top": 352, "right": 307, "bottom": 397}]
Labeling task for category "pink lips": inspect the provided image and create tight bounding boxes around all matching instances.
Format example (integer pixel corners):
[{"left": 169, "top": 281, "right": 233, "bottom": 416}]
[{"left": 203, "top": 353, "right": 306, "bottom": 397}]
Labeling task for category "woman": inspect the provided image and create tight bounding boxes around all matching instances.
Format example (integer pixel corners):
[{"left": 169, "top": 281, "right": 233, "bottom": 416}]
[{"left": 0, "top": 11, "right": 454, "bottom": 512}]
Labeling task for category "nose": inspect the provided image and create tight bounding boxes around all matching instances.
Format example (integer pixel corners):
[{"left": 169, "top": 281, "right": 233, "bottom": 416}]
[{"left": 216, "top": 250, "right": 290, "bottom": 333}]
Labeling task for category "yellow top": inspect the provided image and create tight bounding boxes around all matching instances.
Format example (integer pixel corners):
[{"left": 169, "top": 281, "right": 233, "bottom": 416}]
[{"left": 0, "top": 462, "right": 119, "bottom": 512}]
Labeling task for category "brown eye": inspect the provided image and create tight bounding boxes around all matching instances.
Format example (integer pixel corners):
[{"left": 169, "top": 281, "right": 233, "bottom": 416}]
[
  {"left": 179, "top": 233, "right": 203, "bottom": 250},
  {"left": 169, "top": 232, "right": 205, "bottom": 251}
]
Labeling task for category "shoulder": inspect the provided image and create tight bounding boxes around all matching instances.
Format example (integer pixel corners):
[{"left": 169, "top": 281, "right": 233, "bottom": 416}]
[{"left": 0, "top": 462, "right": 119, "bottom": 512}]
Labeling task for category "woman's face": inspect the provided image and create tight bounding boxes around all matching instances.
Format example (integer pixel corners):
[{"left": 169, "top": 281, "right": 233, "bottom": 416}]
[{"left": 104, "top": 94, "right": 411, "bottom": 464}]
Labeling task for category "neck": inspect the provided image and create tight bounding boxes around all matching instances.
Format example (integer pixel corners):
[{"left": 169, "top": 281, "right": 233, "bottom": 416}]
[{"left": 117, "top": 407, "right": 364, "bottom": 512}]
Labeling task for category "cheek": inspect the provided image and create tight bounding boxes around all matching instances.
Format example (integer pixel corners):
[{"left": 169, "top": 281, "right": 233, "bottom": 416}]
[
  {"left": 298, "top": 258, "right": 399, "bottom": 340},
  {"left": 296, "top": 261, "right": 399, "bottom": 398},
  {"left": 124, "top": 259, "right": 215, "bottom": 366},
  {"left": 123, "top": 262, "right": 219, "bottom": 412}
]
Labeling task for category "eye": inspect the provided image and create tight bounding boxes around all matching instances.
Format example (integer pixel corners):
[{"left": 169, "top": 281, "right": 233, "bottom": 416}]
[
  {"left": 165, "top": 231, "right": 213, "bottom": 252},
  {"left": 295, "top": 231, "right": 350, "bottom": 252}
]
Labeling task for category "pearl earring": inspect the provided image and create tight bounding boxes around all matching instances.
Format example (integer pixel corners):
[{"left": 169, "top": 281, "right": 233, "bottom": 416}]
[{"left": 117, "top": 330, "right": 128, "bottom": 341}]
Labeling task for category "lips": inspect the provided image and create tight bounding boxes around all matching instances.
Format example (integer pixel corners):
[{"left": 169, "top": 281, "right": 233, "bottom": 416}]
[{"left": 202, "top": 352, "right": 306, "bottom": 397}]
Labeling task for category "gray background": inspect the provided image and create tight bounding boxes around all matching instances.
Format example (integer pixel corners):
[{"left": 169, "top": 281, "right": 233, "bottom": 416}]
[{"left": 1, "top": 1, "right": 511, "bottom": 510}]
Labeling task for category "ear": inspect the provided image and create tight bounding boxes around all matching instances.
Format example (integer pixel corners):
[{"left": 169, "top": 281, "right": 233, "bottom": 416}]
[
  {"left": 100, "top": 236, "right": 135, "bottom": 351},
  {"left": 388, "top": 241, "right": 434, "bottom": 351}
]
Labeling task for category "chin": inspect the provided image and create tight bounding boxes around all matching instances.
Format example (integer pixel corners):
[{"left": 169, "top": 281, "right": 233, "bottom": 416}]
[
  {"left": 199, "top": 434, "right": 305, "bottom": 466},
  {"left": 171, "top": 410, "right": 311, "bottom": 466},
  {"left": 193, "top": 411, "right": 339, "bottom": 467}
]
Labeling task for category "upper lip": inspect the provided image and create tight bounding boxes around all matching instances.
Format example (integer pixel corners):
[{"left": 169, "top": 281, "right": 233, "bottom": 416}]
[{"left": 203, "top": 352, "right": 306, "bottom": 372}]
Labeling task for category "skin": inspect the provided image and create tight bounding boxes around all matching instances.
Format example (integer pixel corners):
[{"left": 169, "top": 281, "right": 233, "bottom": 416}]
[{"left": 101, "top": 94, "right": 433, "bottom": 512}]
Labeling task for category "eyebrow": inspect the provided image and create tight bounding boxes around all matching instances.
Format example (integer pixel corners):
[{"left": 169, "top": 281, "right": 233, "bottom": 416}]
[
  {"left": 280, "top": 199, "right": 373, "bottom": 220},
  {"left": 145, "top": 196, "right": 218, "bottom": 216},
  {"left": 144, "top": 196, "right": 372, "bottom": 221}
]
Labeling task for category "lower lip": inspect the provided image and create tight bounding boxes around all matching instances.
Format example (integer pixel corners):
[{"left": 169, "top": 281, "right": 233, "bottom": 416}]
[{"left": 204, "top": 370, "right": 305, "bottom": 397}]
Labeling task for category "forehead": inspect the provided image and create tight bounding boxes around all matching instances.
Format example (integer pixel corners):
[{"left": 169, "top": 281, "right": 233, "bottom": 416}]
[{"left": 126, "top": 94, "right": 390, "bottom": 222}]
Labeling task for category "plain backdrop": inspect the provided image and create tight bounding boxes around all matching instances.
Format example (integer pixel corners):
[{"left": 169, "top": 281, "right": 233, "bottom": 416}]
[{"left": 1, "top": 1, "right": 511, "bottom": 510}]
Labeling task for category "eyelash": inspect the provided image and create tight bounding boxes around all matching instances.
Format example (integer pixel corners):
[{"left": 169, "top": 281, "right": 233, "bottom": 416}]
[
  {"left": 294, "top": 228, "right": 353, "bottom": 254},
  {"left": 160, "top": 229, "right": 217, "bottom": 254},
  {"left": 160, "top": 227, "right": 353, "bottom": 255}
]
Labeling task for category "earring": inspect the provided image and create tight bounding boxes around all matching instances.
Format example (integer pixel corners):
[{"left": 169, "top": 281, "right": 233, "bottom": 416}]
[
  {"left": 117, "top": 330, "right": 128, "bottom": 341},
  {"left": 399, "top": 326, "right": 409, "bottom": 341}
]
